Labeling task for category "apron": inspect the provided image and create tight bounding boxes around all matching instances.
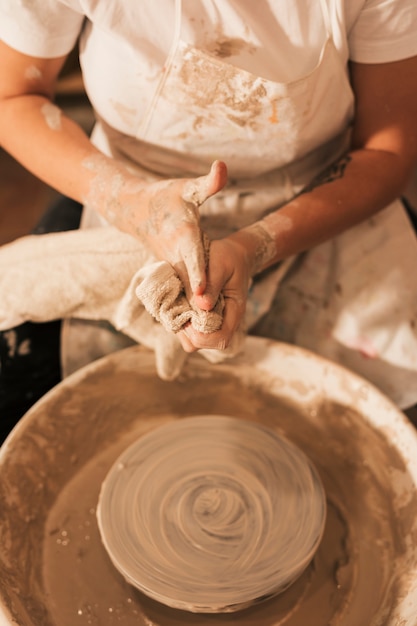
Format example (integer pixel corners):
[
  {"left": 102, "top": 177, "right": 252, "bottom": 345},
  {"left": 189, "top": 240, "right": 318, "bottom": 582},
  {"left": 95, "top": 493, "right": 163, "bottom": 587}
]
[{"left": 64, "top": 0, "right": 417, "bottom": 408}]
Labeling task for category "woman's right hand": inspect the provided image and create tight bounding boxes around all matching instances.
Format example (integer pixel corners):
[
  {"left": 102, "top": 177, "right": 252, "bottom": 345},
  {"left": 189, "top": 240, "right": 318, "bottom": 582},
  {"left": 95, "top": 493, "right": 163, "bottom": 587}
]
[
  {"left": 0, "top": 41, "right": 229, "bottom": 298},
  {"left": 83, "top": 157, "right": 228, "bottom": 297},
  {"left": 135, "top": 160, "right": 228, "bottom": 296}
]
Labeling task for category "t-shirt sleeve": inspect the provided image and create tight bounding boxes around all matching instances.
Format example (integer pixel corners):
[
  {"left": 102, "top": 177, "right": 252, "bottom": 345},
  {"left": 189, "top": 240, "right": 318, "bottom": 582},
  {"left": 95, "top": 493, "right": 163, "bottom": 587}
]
[
  {"left": 348, "top": 0, "right": 417, "bottom": 63},
  {"left": 0, "top": 0, "right": 85, "bottom": 58}
]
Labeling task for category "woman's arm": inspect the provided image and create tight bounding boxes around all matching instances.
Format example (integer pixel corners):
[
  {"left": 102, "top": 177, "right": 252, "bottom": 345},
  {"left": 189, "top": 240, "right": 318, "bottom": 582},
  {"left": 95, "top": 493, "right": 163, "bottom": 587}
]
[
  {"left": 0, "top": 41, "right": 227, "bottom": 294},
  {"left": 0, "top": 41, "right": 98, "bottom": 201},
  {"left": 184, "top": 55, "right": 417, "bottom": 352},
  {"left": 233, "top": 55, "right": 417, "bottom": 273}
]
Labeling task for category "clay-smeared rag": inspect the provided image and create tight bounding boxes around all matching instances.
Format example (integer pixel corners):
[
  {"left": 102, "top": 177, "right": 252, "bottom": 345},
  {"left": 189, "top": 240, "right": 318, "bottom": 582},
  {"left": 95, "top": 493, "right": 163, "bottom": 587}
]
[
  {"left": 135, "top": 260, "right": 224, "bottom": 334},
  {"left": 0, "top": 227, "right": 241, "bottom": 380}
]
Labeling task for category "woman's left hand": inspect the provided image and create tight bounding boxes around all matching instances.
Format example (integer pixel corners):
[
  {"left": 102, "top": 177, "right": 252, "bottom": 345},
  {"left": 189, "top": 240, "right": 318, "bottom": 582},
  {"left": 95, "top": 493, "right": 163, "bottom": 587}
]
[{"left": 177, "top": 236, "right": 253, "bottom": 353}]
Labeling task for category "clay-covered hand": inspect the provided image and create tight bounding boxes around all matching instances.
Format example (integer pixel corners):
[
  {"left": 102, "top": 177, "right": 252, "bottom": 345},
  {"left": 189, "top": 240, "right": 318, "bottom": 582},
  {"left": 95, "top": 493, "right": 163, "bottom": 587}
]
[
  {"left": 177, "top": 237, "right": 253, "bottom": 353},
  {"left": 86, "top": 157, "right": 228, "bottom": 297},
  {"left": 136, "top": 160, "right": 228, "bottom": 297}
]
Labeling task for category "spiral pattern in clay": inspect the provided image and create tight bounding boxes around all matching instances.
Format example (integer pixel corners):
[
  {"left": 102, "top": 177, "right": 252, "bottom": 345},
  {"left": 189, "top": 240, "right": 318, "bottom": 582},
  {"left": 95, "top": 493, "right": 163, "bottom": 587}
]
[{"left": 97, "top": 415, "right": 326, "bottom": 613}]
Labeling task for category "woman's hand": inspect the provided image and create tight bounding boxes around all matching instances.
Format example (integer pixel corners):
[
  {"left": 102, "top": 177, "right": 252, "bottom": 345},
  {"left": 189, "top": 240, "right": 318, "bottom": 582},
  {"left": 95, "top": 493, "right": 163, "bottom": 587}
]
[
  {"left": 136, "top": 161, "right": 228, "bottom": 296},
  {"left": 80, "top": 155, "right": 228, "bottom": 296},
  {"left": 177, "top": 236, "right": 253, "bottom": 353},
  {"left": 0, "top": 42, "right": 230, "bottom": 298}
]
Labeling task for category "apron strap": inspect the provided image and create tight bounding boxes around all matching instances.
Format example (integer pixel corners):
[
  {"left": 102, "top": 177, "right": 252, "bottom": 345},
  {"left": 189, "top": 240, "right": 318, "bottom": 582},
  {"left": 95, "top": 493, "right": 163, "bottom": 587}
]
[
  {"left": 319, "top": 0, "right": 333, "bottom": 39},
  {"left": 172, "top": 0, "right": 183, "bottom": 51},
  {"left": 138, "top": 0, "right": 183, "bottom": 136}
]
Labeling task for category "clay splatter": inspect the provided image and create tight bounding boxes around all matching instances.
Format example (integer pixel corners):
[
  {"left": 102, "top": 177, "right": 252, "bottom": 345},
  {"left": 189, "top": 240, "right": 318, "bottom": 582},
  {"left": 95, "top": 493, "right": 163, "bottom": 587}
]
[{"left": 41, "top": 103, "right": 62, "bottom": 131}]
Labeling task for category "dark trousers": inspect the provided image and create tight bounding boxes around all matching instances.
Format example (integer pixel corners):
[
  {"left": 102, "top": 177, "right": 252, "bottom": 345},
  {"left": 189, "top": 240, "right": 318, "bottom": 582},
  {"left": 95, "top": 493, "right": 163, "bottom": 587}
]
[{"left": 0, "top": 196, "right": 82, "bottom": 443}]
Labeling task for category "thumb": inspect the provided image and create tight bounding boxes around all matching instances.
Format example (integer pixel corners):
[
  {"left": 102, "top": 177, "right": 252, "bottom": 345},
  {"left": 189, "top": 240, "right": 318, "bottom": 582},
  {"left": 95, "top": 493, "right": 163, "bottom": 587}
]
[
  {"left": 193, "top": 285, "right": 220, "bottom": 312},
  {"left": 182, "top": 160, "right": 228, "bottom": 207}
]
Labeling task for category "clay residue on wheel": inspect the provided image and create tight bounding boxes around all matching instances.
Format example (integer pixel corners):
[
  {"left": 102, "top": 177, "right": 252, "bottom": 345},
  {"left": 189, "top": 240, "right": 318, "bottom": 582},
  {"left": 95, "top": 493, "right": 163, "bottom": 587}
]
[
  {"left": 96, "top": 416, "right": 326, "bottom": 613},
  {"left": 0, "top": 345, "right": 416, "bottom": 625}
]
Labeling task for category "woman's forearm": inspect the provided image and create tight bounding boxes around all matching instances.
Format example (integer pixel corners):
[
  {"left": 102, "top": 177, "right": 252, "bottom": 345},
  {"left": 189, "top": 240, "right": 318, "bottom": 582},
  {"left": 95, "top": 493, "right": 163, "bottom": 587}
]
[
  {"left": 230, "top": 147, "right": 414, "bottom": 275},
  {"left": 0, "top": 93, "right": 154, "bottom": 230},
  {"left": 0, "top": 42, "right": 147, "bottom": 232},
  {"left": 230, "top": 55, "right": 417, "bottom": 278},
  {"left": 0, "top": 90, "right": 228, "bottom": 292},
  {"left": 0, "top": 94, "right": 100, "bottom": 199}
]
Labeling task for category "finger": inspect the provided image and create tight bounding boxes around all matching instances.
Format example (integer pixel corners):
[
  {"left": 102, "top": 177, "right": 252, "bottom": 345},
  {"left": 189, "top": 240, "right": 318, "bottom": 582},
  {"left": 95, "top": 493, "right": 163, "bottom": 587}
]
[
  {"left": 178, "top": 327, "right": 199, "bottom": 353},
  {"left": 182, "top": 295, "right": 244, "bottom": 351},
  {"left": 173, "top": 227, "right": 207, "bottom": 297},
  {"left": 193, "top": 285, "right": 219, "bottom": 311},
  {"left": 182, "top": 325, "right": 230, "bottom": 352},
  {"left": 182, "top": 160, "right": 228, "bottom": 207},
  {"left": 193, "top": 249, "right": 228, "bottom": 310}
]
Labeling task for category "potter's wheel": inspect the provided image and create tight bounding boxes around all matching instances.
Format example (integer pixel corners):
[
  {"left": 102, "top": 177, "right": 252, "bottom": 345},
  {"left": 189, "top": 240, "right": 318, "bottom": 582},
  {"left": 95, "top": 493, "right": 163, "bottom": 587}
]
[
  {"left": 97, "top": 415, "right": 326, "bottom": 613},
  {"left": 1, "top": 337, "right": 417, "bottom": 626}
]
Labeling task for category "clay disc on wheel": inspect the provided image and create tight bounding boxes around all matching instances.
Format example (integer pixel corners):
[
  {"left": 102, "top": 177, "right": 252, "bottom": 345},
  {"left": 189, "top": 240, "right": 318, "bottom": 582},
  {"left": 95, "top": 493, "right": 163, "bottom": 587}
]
[{"left": 97, "top": 415, "right": 326, "bottom": 613}]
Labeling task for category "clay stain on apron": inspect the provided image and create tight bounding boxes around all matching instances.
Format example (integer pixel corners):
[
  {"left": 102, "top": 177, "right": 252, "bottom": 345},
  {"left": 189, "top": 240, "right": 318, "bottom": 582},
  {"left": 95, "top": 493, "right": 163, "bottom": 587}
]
[
  {"left": 269, "top": 100, "right": 279, "bottom": 124},
  {"left": 205, "top": 37, "right": 256, "bottom": 59},
  {"left": 178, "top": 52, "right": 268, "bottom": 130}
]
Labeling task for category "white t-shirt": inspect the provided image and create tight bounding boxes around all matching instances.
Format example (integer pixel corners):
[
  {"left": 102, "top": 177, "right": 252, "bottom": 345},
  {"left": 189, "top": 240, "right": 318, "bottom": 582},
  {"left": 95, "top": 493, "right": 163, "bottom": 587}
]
[{"left": 1, "top": 0, "right": 417, "bottom": 141}]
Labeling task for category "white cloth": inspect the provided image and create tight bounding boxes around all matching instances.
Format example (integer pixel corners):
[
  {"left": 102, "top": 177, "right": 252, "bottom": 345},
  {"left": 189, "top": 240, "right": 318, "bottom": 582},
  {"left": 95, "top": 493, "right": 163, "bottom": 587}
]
[
  {"left": 135, "top": 261, "right": 224, "bottom": 334},
  {"left": 0, "top": 227, "right": 244, "bottom": 381}
]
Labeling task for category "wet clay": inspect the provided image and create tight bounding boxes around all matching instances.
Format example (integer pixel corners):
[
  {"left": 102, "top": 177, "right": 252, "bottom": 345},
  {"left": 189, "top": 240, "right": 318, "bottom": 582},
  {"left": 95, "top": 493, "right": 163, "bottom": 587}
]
[
  {"left": 40, "top": 103, "right": 62, "bottom": 131},
  {"left": 1, "top": 339, "right": 417, "bottom": 625},
  {"left": 97, "top": 416, "right": 326, "bottom": 613}
]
